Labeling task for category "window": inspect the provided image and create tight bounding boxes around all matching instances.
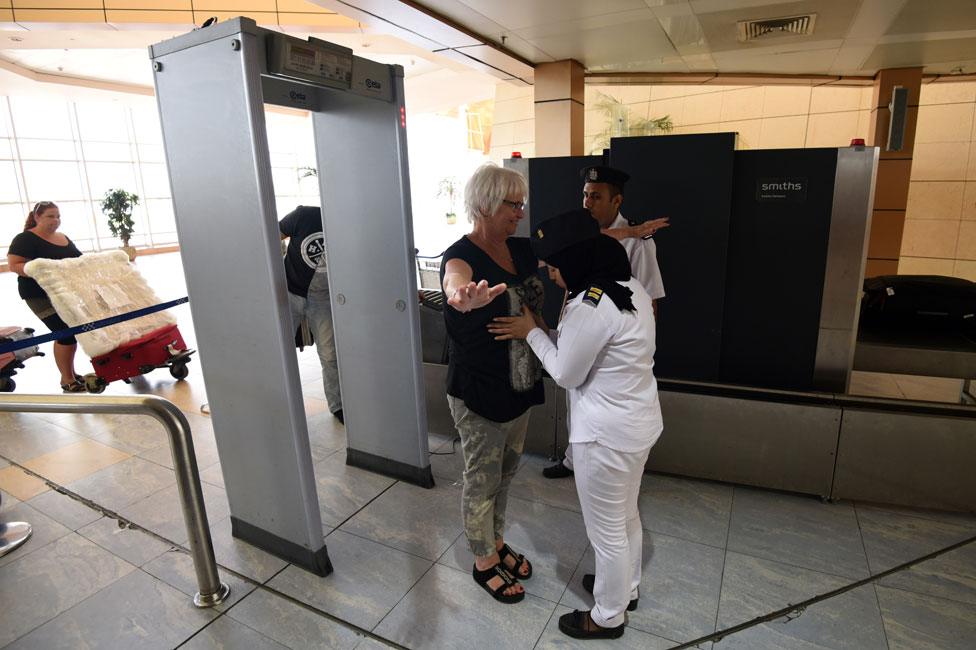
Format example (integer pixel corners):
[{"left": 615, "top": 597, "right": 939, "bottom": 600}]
[{"left": 1, "top": 95, "right": 324, "bottom": 257}]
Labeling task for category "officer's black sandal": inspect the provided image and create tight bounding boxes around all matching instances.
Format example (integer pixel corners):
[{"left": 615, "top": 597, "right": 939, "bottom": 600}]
[
  {"left": 498, "top": 543, "right": 533, "bottom": 579},
  {"left": 558, "top": 610, "right": 625, "bottom": 639},
  {"left": 582, "top": 573, "right": 638, "bottom": 611},
  {"left": 542, "top": 461, "right": 573, "bottom": 479},
  {"left": 472, "top": 563, "right": 525, "bottom": 604}
]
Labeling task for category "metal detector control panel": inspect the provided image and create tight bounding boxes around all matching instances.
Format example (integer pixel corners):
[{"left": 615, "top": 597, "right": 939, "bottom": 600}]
[{"left": 267, "top": 33, "right": 352, "bottom": 90}]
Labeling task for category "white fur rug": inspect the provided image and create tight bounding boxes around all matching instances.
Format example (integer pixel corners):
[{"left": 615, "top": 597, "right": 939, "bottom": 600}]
[{"left": 25, "top": 250, "right": 177, "bottom": 358}]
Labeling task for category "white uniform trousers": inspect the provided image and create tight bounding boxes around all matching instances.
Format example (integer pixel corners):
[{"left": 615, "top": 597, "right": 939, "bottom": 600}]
[{"left": 572, "top": 441, "right": 650, "bottom": 628}]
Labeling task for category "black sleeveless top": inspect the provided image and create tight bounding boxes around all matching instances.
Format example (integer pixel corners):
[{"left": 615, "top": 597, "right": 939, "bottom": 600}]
[
  {"left": 8, "top": 231, "right": 83, "bottom": 300},
  {"left": 441, "top": 236, "right": 545, "bottom": 422}
]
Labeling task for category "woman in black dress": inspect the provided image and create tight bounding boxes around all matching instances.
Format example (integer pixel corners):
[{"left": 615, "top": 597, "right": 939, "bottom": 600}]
[{"left": 7, "top": 201, "right": 85, "bottom": 392}]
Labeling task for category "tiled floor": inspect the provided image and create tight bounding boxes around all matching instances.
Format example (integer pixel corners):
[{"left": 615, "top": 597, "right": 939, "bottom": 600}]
[{"left": 2, "top": 253, "right": 975, "bottom": 649}]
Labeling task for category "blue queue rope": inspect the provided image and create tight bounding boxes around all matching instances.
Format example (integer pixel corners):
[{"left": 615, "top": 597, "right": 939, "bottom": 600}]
[{"left": 0, "top": 297, "right": 189, "bottom": 356}]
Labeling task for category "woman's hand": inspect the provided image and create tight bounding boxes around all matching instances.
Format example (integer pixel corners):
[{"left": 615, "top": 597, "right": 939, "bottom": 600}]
[
  {"left": 488, "top": 305, "right": 538, "bottom": 340},
  {"left": 448, "top": 279, "right": 507, "bottom": 313}
]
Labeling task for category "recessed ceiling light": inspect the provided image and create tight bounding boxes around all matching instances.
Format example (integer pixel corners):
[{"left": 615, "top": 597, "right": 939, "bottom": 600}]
[{"left": 9, "top": 36, "right": 23, "bottom": 42}]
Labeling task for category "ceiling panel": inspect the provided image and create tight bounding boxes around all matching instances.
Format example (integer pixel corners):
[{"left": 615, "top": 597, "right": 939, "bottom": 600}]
[
  {"left": 828, "top": 42, "right": 877, "bottom": 75},
  {"left": 711, "top": 46, "right": 840, "bottom": 74},
  {"left": 2, "top": 48, "right": 154, "bottom": 86},
  {"left": 657, "top": 13, "right": 709, "bottom": 54},
  {"left": 408, "top": 0, "right": 510, "bottom": 43},
  {"left": 526, "top": 17, "right": 680, "bottom": 70},
  {"left": 451, "top": 43, "right": 534, "bottom": 78},
  {"left": 514, "top": 8, "right": 657, "bottom": 40},
  {"left": 886, "top": 0, "right": 976, "bottom": 35},
  {"left": 846, "top": 0, "right": 908, "bottom": 39},
  {"left": 489, "top": 32, "right": 557, "bottom": 63},
  {"left": 682, "top": 52, "right": 718, "bottom": 70},
  {"left": 862, "top": 37, "right": 976, "bottom": 71},
  {"left": 689, "top": 0, "right": 805, "bottom": 13},
  {"left": 647, "top": 1, "right": 695, "bottom": 20},
  {"left": 457, "top": 0, "right": 648, "bottom": 31}
]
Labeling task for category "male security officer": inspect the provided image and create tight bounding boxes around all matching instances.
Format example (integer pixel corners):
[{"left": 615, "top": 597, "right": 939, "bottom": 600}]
[
  {"left": 280, "top": 205, "right": 343, "bottom": 424},
  {"left": 543, "top": 166, "right": 666, "bottom": 479}
]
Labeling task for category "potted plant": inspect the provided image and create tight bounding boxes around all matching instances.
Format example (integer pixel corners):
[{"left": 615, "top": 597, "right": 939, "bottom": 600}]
[
  {"left": 101, "top": 189, "right": 140, "bottom": 261},
  {"left": 589, "top": 91, "right": 674, "bottom": 154},
  {"left": 438, "top": 177, "right": 459, "bottom": 225}
]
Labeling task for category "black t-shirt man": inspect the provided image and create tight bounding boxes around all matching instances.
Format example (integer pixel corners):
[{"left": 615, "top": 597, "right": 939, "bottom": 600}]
[
  {"left": 8, "top": 231, "right": 82, "bottom": 300},
  {"left": 279, "top": 206, "right": 326, "bottom": 297}
]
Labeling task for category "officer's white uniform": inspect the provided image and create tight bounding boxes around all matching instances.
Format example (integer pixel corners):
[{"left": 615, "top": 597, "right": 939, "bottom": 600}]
[
  {"left": 561, "top": 210, "right": 664, "bottom": 472},
  {"left": 526, "top": 277, "right": 663, "bottom": 628},
  {"left": 613, "top": 212, "right": 665, "bottom": 300}
]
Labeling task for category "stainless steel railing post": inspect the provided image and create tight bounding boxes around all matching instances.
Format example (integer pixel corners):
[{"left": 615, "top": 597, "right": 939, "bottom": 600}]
[{"left": 0, "top": 394, "right": 230, "bottom": 607}]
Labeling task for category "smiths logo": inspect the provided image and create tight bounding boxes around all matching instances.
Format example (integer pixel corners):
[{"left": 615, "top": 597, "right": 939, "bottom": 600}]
[
  {"left": 757, "top": 178, "right": 807, "bottom": 203},
  {"left": 364, "top": 78, "right": 382, "bottom": 90}
]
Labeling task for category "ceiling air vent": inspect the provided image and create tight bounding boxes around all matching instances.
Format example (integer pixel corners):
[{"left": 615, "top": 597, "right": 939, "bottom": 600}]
[{"left": 737, "top": 14, "right": 817, "bottom": 42}]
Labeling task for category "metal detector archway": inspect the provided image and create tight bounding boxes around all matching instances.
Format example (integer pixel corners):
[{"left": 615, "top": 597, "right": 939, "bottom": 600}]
[{"left": 151, "top": 17, "right": 432, "bottom": 574}]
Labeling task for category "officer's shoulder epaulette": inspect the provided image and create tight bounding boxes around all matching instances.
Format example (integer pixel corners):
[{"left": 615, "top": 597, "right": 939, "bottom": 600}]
[{"left": 581, "top": 285, "right": 604, "bottom": 307}]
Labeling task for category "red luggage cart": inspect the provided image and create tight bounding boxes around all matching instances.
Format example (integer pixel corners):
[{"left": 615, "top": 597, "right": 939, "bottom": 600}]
[{"left": 84, "top": 323, "right": 194, "bottom": 393}]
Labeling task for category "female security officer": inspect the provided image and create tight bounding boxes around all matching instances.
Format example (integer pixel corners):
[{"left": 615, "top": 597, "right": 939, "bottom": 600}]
[{"left": 489, "top": 209, "right": 663, "bottom": 639}]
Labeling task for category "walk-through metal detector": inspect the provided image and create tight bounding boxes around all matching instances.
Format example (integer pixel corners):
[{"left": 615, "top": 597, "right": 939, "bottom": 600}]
[{"left": 150, "top": 17, "right": 432, "bottom": 575}]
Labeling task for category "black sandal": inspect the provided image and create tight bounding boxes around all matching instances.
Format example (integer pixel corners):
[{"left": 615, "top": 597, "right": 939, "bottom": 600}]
[
  {"left": 558, "top": 609, "right": 625, "bottom": 639},
  {"left": 582, "top": 573, "right": 638, "bottom": 611},
  {"left": 498, "top": 543, "right": 533, "bottom": 580},
  {"left": 472, "top": 563, "right": 525, "bottom": 604}
]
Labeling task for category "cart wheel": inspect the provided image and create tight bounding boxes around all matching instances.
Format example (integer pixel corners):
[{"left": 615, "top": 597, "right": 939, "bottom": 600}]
[
  {"left": 0, "top": 378, "right": 15, "bottom": 392},
  {"left": 170, "top": 363, "right": 189, "bottom": 380},
  {"left": 84, "top": 374, "right": 106, "bottom": 394}
]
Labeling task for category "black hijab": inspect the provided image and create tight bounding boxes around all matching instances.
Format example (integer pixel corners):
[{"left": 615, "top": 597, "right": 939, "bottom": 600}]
[{"left": 546, "top": 234, "right": 635, "bottom": 312}]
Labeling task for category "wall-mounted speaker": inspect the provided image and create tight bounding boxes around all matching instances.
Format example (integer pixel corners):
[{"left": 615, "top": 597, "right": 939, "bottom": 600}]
[{"left": 887, "top": 86, "right": 909, "bottom": 152}]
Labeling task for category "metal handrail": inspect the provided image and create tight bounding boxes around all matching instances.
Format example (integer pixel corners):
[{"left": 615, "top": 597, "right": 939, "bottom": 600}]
[{"left": 0, "top": 393, "right": 229, "bottom": 607}]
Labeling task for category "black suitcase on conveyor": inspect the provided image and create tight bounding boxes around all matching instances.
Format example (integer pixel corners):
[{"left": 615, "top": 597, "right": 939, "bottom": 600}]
[{"left": 861, "top": 275, "right": 976, "bottom": 334}]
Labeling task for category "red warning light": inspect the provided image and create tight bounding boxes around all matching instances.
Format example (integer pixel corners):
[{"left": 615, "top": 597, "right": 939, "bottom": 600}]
[
  {"left": 511, "top": 151, "right": 522, "bottom": 158},
  {"left": 850, "top": 138, "right": 865, "bottom": 146},
  {"left": 400, "top": 106, "right": 406, "bottom": 128}
]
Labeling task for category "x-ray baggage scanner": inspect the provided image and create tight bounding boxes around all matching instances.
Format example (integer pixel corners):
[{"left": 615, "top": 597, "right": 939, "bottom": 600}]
[{"left": 151, "top": 17, "right": 432, "bottom": 574}]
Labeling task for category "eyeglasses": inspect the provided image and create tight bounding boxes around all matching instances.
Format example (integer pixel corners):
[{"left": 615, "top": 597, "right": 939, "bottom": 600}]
[{"left": 501, "top": 199, "right": 526, "bottom": 210}]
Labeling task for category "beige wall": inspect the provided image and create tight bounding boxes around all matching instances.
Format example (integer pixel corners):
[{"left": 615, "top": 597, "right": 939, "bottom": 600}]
[
  {"left": 489, "top": 83, "right": 535, "bottom": 162},
  {"left": 491, "top": 83, "right": 873, "bottom": 161},
  {"left": 586, "top": 84, "right": 874, "bottom": 152},
  {"left": 899, "top": 81, "right": 976, "bottom": 281},
  {"left": 490, "top": 80, "right": 976, "bottom": 280}
]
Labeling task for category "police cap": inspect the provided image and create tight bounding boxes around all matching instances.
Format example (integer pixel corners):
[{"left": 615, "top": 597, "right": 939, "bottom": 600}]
[
  {"left": 580, "top": 165, "right": 630, "bottom": 189},
  {"left": 531, "top": 209, "right": 600, "bottom": 261}
]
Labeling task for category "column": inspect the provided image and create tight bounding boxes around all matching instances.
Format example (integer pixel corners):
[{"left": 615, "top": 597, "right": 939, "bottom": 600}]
[
  {"left": 534, "top": 60, "right": 584, "bottom": 157},
  {"left": 865, "top": 67, "right": 922, "bottom": 277}
]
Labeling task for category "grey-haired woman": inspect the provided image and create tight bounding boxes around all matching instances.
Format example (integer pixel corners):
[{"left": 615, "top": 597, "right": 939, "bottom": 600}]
[{"left": 439, "top": 163, "right": 546, "bottom": 603}]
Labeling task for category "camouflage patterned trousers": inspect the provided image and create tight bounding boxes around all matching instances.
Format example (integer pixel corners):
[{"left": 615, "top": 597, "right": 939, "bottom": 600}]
[{"left": 447, "top": 395, "right": 531, "bottom": 558}]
